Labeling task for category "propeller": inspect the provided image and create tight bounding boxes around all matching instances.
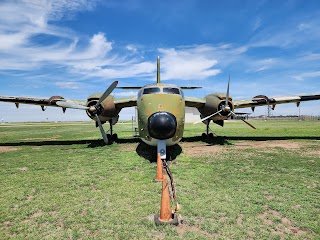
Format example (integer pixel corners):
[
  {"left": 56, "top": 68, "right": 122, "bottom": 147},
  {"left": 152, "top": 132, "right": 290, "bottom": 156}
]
[
  {"left": 240, "top": 118, "right": 256, "bottom": 129},
  {"left": 193, "top": 76, "right": 256, "bottom": 129},
  {"left": 224, "top": 75, "right": 230, "bottom": 112},
  {"left": 95, "top": 113, "right": 109, "bottom": 144},
  {"left": 193, "top": 110, "right": 222, "bottom": 125},
  {"left": 95, "top": 81, "right": 118, "bottom": 107},
  {"left": 56, "top": 81, "right": 118, "bottom": 144},
  {"left": 194, "top": 76, "right": 231, "bottom": 125}
]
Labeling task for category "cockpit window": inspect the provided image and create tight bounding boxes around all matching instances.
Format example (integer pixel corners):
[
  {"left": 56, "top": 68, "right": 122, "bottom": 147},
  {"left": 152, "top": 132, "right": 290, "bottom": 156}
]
[
  {"left": 143, "top": 87, "right": 161, "bottom": 94},
  {"left": 163, "top": 87, "right": 180, "bottom": 95}
]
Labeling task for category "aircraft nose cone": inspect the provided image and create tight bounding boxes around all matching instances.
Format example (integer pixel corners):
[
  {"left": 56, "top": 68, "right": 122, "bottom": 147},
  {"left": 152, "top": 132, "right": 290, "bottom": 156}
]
[{"left": 148, "top": 112, "right": 177, "bottom": 140}]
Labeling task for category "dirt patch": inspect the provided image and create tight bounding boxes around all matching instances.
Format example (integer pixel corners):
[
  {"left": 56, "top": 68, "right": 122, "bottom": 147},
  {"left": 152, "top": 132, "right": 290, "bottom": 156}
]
[
  {"left": 30, "top": 211, "right": 44, "bottom": 218},
  {"left": 181, "top": 140, "right": 317, "bottom": 158},
  {"left": 121, "top": 143, "right": 137, "bottom": 152},
  {"left": 20, "top": 137, "right": 60, "bottom": 141},
  {"left": 0, "top": 146, "right": 18, "bottom": 153},
  {"left": 176, "top": 223, "right": 219, "bottom": 238},
  {"left": 306, "top": 150, "right": 320, "bottom": 156},
  {"left": 26, "top": 195, "right": 34, "bottom": 202},
  {"left": 23, "top": 210, "right": 44, "bottom": 223},
  {"left": 306, "top": 182, "right": 318, "bottom": 189},
  {"left": 237, "top": 214, "right": 244, "bottom": 226},
  {"left": 234, "top": 141, "right": 302, "bottom": 150},
  {"left": 181, "top": 142, "right": 225, "bottom": 157},
  {"left": 264, "top": 192, "right": 274, "bottom": 201},
  {"left": 292, "top": 205, "right": 301, "bottom": 209},
  {"left": 259, "top": 208, "right": 309, "bottom": 237}
]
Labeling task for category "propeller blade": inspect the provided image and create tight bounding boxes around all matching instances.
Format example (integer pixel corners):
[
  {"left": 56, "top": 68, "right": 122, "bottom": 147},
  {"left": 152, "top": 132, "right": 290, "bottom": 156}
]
[
  {"left": 95, "top": 81, "right": 118, "bottom": 107},
  {"left": 225, "top": 75, "right": 230, "bottom": 107},
  {"left": 56, "top": 101, "right": 89, "bottom": 110},
  {"left": 193, "top": 110, "right": 222, "bottom": 125},
  {"left": 241, "top": 119, "right": 256, "bottom": 129},
  {"left": 230, "top": 111, "right": 256, "bottom": 129},
  {"left": 95, "top": 113, "right": 109, "bottom": 144}
]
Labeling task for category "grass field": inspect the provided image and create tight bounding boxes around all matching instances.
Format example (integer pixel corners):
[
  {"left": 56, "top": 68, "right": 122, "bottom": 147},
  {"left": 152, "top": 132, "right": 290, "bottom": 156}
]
[{"left": 0, "top": 120, "right": 319, "bottom": 239}]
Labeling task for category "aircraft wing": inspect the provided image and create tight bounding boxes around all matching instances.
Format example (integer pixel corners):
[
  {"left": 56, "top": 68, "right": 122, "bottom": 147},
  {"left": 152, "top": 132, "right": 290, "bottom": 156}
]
[
  {"left": 0, "top": 94, "right": 137, "bottom": 110},
  {"left": 234, "top": 94, "right": 320, "bottom": 110},
  {"left": 0, "top": 95, "right": 87, "bottom": 109},
  {"left": 114, "top": 96, "right": 137, "bottom": 109},
  {"left": 185, "top": 96, "right": 206, "bottom": 108}
]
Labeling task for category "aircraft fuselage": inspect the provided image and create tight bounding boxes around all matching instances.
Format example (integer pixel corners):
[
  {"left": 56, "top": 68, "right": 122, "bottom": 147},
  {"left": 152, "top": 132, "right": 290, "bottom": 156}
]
[{"left": 137, "top": 84, "right": 185, "bottom": 146}]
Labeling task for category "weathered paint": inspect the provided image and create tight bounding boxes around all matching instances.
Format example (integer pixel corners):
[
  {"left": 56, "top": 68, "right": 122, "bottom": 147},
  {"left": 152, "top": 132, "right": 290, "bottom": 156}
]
[
  {"left": 198, "top": 93, "right": 234, "bottom": 121},
  {"left": 86, "top": 95, "right": 120, "bottom": 123},
  {"left": 137, "top": 86, "right": 185, "bottom": 146}
]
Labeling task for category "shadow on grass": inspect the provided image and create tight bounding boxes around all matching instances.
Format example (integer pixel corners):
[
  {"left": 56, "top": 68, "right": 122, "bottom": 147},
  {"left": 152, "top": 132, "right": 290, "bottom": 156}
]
[
  {"left": 136, "top": 142, "right": 182, "bottom": 163},
  {"left": 182, "top": 136, "right": 233, "bottom": 145},
  {"left": 182, "top": 135, "right": 320, "bottom": 144},
  {"left": 0, "top": 135, "right": 318, "bottom": 148},
  {"left": 0, "top": 137, "right": 141, "bottom": 148}
]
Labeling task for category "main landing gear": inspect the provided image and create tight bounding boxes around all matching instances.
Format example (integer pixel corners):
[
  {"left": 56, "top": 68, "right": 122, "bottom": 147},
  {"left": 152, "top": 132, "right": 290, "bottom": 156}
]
[
  {"left": 201, "top": 120, "right": 217, "bottom": 140},
  {"left": 96, "top": 119, "right": 118, "bottom": 144},
  {"left": 107, "top": 119, "right": 118, "bottom": 143}
]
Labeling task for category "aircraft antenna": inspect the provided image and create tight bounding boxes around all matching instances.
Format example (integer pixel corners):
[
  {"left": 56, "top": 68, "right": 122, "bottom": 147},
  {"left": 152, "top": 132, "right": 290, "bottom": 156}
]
[{"left": 157, "top": 56, "right": 160, "bottom": 84}]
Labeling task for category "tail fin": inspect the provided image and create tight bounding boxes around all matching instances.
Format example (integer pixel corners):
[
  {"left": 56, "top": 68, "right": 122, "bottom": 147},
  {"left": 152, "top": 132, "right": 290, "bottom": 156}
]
[{"left": 157, "top": 56, "right": 160, "bottom": 84}]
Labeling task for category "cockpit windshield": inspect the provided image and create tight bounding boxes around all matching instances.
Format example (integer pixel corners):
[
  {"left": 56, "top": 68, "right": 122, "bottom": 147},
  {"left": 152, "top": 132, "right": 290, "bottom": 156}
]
[
  {"left": 143, "top": 87, "right": 161, "bottom": 94},
  {"left": 139, "top": 86, "right": 184, "bottom": 99},
  {"left": 163, "top": 87, "right": 180, "bottom": 95}
]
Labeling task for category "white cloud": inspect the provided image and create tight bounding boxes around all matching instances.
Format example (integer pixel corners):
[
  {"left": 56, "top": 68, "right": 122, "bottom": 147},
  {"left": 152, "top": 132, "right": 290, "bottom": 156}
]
[
  {"left": 159, "top": 46, "right": 221, "bottom": 80},
  {"left": 249, "top": 18, "right": 320, "bottom": 49},
  {"left": 297, "top": 23, "right": 311, "bottom": 31},
  {"left": 252, "top": 17, "right": 262, "bottom": 32},
  {"left": 126, "top": 44, "right": 138, "bottom": 53},
  {"left": 55, "top": 81, "right": 82, "bottom": 89},
  {"left": 245, "top": 58, "right": 280, "bottom": 73},
  {"left": 292, "top": 71, "right": 320, "bottom": 81},
  {"left": 0, "top": 1, "right": 154, "bottom": 80},
  {"left": 300, "top": 52, "right": 320, "bottom": 61}
]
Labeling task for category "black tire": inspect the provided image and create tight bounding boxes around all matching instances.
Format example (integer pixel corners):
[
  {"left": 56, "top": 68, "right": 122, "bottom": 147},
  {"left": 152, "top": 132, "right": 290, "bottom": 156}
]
[
  {"left": 201, "top": 133, "right": 207, "bottom": 140},
  {"left": 112, "top": 133, "right": 118, "bottom": 141},
  {"left": 107, "top": 134, "right": 112, "bottom": 143}
]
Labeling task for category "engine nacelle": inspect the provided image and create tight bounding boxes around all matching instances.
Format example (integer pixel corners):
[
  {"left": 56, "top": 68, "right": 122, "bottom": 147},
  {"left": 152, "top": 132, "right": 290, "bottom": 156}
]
[
  {"left": 86, "top": 95, "right": 120, "bottom": 124},
  {"left": 198, "top": 93, "right": 234, "bottom": 123}
]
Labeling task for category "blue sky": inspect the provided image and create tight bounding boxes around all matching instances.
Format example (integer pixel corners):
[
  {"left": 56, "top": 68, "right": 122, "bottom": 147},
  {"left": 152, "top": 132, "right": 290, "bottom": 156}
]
[{"left": 0, "top": 0, "right": 319, "bottom": 122}]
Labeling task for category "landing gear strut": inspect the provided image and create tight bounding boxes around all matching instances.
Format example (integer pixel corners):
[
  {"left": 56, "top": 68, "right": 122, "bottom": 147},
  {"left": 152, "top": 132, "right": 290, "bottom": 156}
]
[
  {"left": 107, "top": 119, "right": 118, "bottom": 143},
  {"left": 96, "top": 119, "right": 118, "bottom": 144},
  {"left": 201, "top": 120, "right": 216, "bottom": 140}
]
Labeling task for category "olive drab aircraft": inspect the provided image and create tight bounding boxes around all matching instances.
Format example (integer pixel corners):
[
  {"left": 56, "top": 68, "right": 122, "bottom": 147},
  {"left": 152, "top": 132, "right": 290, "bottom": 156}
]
[{"left": 0, "top": 57, "right": 320, "bottom": 160}]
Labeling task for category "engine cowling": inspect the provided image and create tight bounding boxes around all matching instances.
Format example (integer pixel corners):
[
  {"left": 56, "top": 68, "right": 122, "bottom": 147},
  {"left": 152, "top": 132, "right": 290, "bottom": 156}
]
[
  {"left": 198, "top": 93, "right": 234, "bottom": 122},
  {"left": 86, "top": 95, "right": 119, "bottom": 123}
]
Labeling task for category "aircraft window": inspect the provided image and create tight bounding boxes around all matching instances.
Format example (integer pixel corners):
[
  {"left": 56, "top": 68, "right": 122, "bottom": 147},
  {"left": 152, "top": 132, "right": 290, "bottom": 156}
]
[
  {"left": 143, "top": 88, "right": 160, "bottom": 94},
  {"left": 163, "top": 87, "right": 180, "bottom": 95}
]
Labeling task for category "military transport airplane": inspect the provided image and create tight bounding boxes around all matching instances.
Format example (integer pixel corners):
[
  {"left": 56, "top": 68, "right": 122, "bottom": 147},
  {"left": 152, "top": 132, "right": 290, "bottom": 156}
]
[{"left": 0, "top": 57, "right": 319, "bottom": 160}]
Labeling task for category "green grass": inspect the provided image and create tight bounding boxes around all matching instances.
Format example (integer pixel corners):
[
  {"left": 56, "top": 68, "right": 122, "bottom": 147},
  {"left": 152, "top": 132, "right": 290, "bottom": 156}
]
[{"left": 0, "top": 120, "right": 319, "bottom": 239}]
